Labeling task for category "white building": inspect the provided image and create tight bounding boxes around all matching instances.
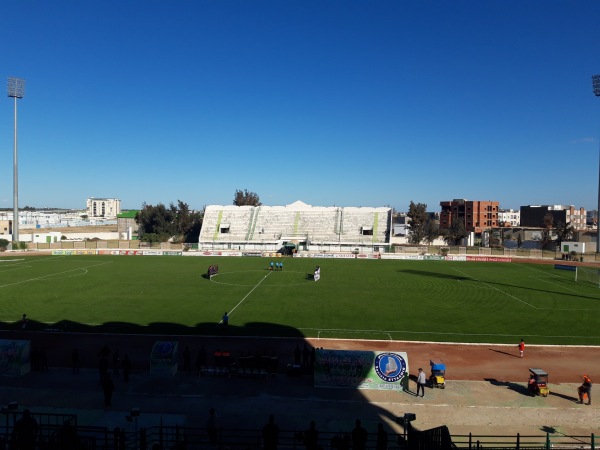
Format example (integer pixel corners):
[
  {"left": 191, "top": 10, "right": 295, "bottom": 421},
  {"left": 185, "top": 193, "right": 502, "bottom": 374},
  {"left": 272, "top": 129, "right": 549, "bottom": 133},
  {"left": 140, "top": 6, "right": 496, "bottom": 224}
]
[
  {"left": 86, "top": 198, "right": 121, "bottom": 219},
  {"left": 498, "top": 209, "right": 520, "bottom": 227}
]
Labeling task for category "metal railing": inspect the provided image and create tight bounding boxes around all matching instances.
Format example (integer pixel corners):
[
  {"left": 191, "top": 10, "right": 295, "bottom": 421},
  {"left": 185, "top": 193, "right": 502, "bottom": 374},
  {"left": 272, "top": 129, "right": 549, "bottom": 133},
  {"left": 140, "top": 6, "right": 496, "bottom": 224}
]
[{"left": 1, "top": 410, "right": 597, "bottom": 450}]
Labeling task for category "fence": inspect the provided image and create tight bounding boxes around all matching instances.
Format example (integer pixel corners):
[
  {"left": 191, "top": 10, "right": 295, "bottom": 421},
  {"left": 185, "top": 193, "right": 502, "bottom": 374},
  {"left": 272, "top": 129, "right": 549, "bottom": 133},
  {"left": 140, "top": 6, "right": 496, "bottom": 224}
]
[
  {"left": 0, "top": 410, "right": 597, "bottom": 450},
  {"left": 16, "top": 241, "right": 600, "bottom": 262}
]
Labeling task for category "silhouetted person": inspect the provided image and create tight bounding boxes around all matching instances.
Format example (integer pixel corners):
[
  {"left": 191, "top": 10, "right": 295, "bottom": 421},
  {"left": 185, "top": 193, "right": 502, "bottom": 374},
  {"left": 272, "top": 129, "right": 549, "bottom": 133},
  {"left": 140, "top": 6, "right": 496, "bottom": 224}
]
[
  {"left": 183, "top": 345, "right": 191, "bottom": 371},
  {"left": 122, "top": 354, "right": 131, "bottom": 382},
  {"left": 98, "top": 344, "right": 111, "bottom": 358},
  {"left": 351, "top": 419, "right": 368, "bottom": 450},
  {"left": 262, "top": 414, "right": 280, "bottom": 450},
  {"left": 98, "top": 355, "right": 109, "bottom": 382},
  {"left": 303, "top": 421, "right": 319, "bottom": 450},
  {"left": 113, "top": 427, "right": 125, "bottom": 450},
  {"left": 196, "top": 346, "right": 207, "bottom": 375},
  {"left": 302, "top": 345, "right": 310, "bottom": 368},
  {"left": 294, "top": 345, "right": 301, "bottom": 365},
  {"left": 102, "top": 374, "right": 115, "bottom": 406},
  {"left": 207, "top": 408, "right": 218, "bottom": 446},
  {"left": 330, "top": 434, "right": 350, "bottom": 450},
  {"left": 12, "top": 409, "right": 38, "bottom": 450},
  {"left": 113, "top": 349, "right": 120, "bottom": 375},
  {"left": 58, "top": 419, "right": 79, "bottom": 450},
  {"left": 376, "top": 423, "right": 388, "bottom": 450},
  {"left": 39, "top": 347, "right": 48, "bottom": 371},
  {"left": 20, "top": 314, "right": 28, "bottom": 331},
  {"left": 72, "top": 348, "right": 80, "bottom": 374}
]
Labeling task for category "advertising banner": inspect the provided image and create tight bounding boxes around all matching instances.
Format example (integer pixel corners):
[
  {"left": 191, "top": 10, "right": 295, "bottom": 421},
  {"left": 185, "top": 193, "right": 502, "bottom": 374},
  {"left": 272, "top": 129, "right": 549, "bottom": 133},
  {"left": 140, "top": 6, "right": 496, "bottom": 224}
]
[
  {"left": 150, "top": 341, "right": 179, "bottom": 376},
  {"left": 314, "top": 349, "right": 408, "bottom": 391},
  {"left": 0, "top": 340, "right": 31, "bottom": 377},
  {"left": 465, "top": 256, "right": 512, "bottom": 263}
]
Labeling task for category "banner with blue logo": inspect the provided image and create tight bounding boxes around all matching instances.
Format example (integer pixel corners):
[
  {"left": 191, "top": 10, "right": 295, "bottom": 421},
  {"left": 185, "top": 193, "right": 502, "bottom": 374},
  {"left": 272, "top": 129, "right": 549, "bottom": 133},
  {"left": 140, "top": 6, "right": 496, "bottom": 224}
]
[
  {"left": 0, "top": 340, "right": 31, "bottom": 377},
  {"left": 314, "top": 349, "right": 409, "bottom": 391}
]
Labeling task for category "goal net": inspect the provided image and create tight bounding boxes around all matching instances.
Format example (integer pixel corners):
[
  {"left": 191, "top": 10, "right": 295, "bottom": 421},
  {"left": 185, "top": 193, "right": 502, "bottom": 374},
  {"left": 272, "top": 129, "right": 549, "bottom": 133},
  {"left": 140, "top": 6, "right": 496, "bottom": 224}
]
[{"left": 575, "top": 266, "right": 600, "bottom": 288}]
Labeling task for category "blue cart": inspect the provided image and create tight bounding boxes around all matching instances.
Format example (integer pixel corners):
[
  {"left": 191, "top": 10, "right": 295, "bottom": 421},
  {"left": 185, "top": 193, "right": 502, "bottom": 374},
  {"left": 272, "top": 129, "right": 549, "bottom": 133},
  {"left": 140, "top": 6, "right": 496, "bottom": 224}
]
[{"left": 429, "top": 360, "right": 446, "bottom": 389}]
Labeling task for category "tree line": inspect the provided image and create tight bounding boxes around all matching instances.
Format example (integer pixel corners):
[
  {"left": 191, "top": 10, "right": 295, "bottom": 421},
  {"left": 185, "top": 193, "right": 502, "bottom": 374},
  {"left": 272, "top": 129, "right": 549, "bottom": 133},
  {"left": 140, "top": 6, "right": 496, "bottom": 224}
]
[
  {"left": 136, "top": 189, "right": 261, "bottom": 243},
  {"left": 406, "top": 201, "right": 468, "bottom": 246}
]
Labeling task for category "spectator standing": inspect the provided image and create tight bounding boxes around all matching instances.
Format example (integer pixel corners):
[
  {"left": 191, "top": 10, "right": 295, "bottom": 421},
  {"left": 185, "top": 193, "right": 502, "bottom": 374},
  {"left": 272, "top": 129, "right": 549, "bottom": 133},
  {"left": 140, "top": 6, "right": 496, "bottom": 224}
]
[
  {"left": 99, "top": 355, "right": 109, "bottom": 382},
  {"left": 416, "top": 368, "right": 427, "bottom": 397},
  {"left": 351, "top": 419, "right": 368, "bottom": 450},
  {"left": 294, "top": 345, "right": 301, "bottom": 365},
  {"left": 113, "top": 349, "right": 121, "bottom": 375},
  {"left": 303, "top": 420, "right": 319, "bottom": 450},
  {"left": 122, "top": 354, "right": 132, "bottom": 382},
  {"left": 12, "top": 409, "right": 38, "bottom": 450},
  {"left": 375, "top": 423, "right": 388, "bottom": 450},
  {"left": 183, "top": 346, "right": 191, "bottom": 371},
  {"left": 102, "top": 374, "right": 115, "bottom": 406},
  {"left": 20, "top": 314, "right": 28, "bottom": 331},
  {"left": 262, "top": 414, "right": 280, "bottom": 450},
  {"left": 72, "top": 348, "right": 80, "bottom": 374},
  {"left": 302, "top": 345, "right": 310, "bottom": 368},
  {"left": 207, "top": 408, "right": 218, "bottom": 446}
]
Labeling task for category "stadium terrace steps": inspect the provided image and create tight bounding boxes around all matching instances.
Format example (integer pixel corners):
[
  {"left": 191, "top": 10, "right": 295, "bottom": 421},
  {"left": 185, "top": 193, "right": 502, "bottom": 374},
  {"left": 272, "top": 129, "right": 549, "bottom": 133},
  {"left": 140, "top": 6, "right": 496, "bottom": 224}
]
[{"left": 199, "top": 204, "right": 390, "bottom": 245}]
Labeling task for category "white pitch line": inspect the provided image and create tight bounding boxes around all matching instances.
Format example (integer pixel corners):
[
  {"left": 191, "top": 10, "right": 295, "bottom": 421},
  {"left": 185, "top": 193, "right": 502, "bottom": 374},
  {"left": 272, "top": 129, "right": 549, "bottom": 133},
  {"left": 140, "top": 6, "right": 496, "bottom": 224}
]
[
  {"left": 0, "top": 261, "right": 113, "bottom": 288},
  {"left": 219, "top": 270, "right": 272, "bottom": 324},
  {"left": 452, "top": 267, "right": 537, "bottom": 309}
]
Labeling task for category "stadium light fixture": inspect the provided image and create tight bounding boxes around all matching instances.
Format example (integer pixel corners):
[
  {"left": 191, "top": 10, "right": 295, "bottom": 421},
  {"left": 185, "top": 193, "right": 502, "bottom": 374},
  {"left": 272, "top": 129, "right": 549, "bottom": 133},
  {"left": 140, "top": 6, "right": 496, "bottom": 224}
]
[{"left": 7, "top": 76, "right": 25, "bottom": 244}]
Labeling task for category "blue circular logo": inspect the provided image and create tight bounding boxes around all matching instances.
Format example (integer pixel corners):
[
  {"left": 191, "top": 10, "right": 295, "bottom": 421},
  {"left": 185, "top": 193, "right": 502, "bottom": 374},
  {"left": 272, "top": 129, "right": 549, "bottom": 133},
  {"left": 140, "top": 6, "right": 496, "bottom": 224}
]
[{"left": 374, "top": 353, "right": 407, "bottom": 383}]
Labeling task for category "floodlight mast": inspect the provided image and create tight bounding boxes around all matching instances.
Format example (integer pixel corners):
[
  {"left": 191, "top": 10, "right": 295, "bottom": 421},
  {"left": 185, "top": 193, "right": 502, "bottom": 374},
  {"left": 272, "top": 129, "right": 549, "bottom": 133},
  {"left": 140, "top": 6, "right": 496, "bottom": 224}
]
[
  {"left": 7, "top": 77, "right": 25, "bottom": 245},
  {"left": 594, "top": 74, "right": 600, "bottom": 254}
]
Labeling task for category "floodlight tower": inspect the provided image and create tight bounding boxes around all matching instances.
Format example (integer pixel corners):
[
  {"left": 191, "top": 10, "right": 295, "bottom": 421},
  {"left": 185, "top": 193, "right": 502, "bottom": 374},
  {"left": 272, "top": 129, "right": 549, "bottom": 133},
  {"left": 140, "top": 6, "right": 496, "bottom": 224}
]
[
  {"left": 7, "top": 77, "right": 25, "bottom": 244},
  {"left": 593, "top": 75, "right": 600, "bottom": 253}
]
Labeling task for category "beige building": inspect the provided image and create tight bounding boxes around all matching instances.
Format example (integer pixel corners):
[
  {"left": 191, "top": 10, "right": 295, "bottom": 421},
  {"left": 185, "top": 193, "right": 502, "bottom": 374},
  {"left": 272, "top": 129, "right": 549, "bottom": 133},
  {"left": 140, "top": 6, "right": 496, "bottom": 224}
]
[
  {"left": 86, "top": 198, "right": 121, "bottom": 219},
  {"left": 0, "top": 219, "right": 11, "bottom": 238}
]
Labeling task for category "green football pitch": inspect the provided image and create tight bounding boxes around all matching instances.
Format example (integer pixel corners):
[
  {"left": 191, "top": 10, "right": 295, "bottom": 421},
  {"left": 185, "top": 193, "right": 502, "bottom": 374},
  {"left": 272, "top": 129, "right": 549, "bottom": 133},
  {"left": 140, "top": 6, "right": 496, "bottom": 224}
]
[{"left": 0, "top": 255, "right": 598, "bottom": 345}]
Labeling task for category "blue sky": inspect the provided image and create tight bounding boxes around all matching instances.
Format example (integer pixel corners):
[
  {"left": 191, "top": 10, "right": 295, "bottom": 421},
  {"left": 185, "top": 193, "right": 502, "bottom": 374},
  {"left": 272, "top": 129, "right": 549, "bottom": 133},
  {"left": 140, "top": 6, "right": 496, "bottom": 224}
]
[{"left": 1, "top": 1, "right": 599, "bottom": 212}]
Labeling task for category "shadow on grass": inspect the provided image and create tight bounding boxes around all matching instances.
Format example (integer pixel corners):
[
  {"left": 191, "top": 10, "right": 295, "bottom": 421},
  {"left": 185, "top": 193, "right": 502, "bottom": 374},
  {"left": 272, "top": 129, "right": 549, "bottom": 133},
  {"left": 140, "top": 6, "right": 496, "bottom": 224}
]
[
  {"left": 401, "top": 269, "right": 471, "bottom": 281},
  {"left": 0, "top": 319, "right": 307, "bottom": 337}
]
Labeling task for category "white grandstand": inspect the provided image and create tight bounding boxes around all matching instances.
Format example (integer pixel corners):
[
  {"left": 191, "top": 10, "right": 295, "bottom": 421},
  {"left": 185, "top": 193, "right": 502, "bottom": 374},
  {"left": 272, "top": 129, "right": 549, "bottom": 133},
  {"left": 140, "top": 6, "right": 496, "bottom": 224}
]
[{"left": 198, "top": 201, "right": 391, "bottom": 253}]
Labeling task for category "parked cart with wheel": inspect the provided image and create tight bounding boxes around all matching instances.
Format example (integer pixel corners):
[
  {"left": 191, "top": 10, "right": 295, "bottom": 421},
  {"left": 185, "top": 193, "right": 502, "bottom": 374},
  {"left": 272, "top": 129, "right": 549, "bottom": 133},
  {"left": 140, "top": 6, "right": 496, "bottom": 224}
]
[
  {"left": 429, "top": 360, "right": 446, "bottom": 389},
  {"left": 529, "top": 368, "right": 550, "bottom": 397}
]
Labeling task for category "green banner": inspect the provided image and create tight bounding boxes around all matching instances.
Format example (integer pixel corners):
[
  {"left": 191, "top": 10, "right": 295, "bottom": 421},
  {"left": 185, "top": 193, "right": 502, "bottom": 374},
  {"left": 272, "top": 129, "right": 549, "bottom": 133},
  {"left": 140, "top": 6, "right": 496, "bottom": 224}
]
[{"left": 314, "top": 349, "right": 409, "bottom": 391}]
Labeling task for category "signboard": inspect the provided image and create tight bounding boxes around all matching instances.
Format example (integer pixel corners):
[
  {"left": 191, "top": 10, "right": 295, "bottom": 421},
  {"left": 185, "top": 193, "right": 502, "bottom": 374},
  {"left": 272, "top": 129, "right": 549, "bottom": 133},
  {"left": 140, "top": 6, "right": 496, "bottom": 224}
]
[
  {"left": 314, "top": 349, "right": 409, "bottom": 391},
  {"left": 0, "top": 340, "right": 31, "bottom": 377},
  {"left": 150, "top": 341, "right": 179, "bottom": 376}
]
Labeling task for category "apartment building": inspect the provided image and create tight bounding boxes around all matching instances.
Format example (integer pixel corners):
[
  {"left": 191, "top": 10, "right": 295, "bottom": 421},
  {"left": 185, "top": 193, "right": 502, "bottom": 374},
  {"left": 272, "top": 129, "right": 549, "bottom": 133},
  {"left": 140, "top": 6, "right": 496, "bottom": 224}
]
[
  {"left": 520, "top": 205, "right": 587, "bottom": 230},
  {"left": 498, "top": 209, "right": 520, "bottom": 227},
  {"left": 439, "top": 199, "right": 499, "bottom": 234},
  {"left": 86, "top": 198, "right": 121, "bottom": 219}
]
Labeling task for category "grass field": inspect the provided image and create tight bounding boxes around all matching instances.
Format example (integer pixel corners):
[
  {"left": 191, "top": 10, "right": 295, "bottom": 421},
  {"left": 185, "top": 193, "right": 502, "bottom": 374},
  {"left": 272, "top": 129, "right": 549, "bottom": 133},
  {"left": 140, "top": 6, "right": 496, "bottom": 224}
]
[{"left": 0, "top": 255, "right": 599, "bottom": 345}]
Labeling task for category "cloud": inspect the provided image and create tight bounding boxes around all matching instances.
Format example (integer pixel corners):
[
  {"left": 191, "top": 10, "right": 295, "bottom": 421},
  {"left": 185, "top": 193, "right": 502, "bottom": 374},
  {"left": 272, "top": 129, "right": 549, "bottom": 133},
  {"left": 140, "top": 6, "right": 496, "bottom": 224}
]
[{"left": 570, "top": 137, "right": 596, "bottom": 144}]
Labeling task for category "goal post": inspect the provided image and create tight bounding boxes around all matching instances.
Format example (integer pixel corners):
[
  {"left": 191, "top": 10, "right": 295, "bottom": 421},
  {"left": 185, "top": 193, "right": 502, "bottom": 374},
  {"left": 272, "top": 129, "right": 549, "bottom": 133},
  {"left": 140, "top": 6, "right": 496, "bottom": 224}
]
[{"left": 575, "top": 266, "right": 600, "bottom": 288}]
